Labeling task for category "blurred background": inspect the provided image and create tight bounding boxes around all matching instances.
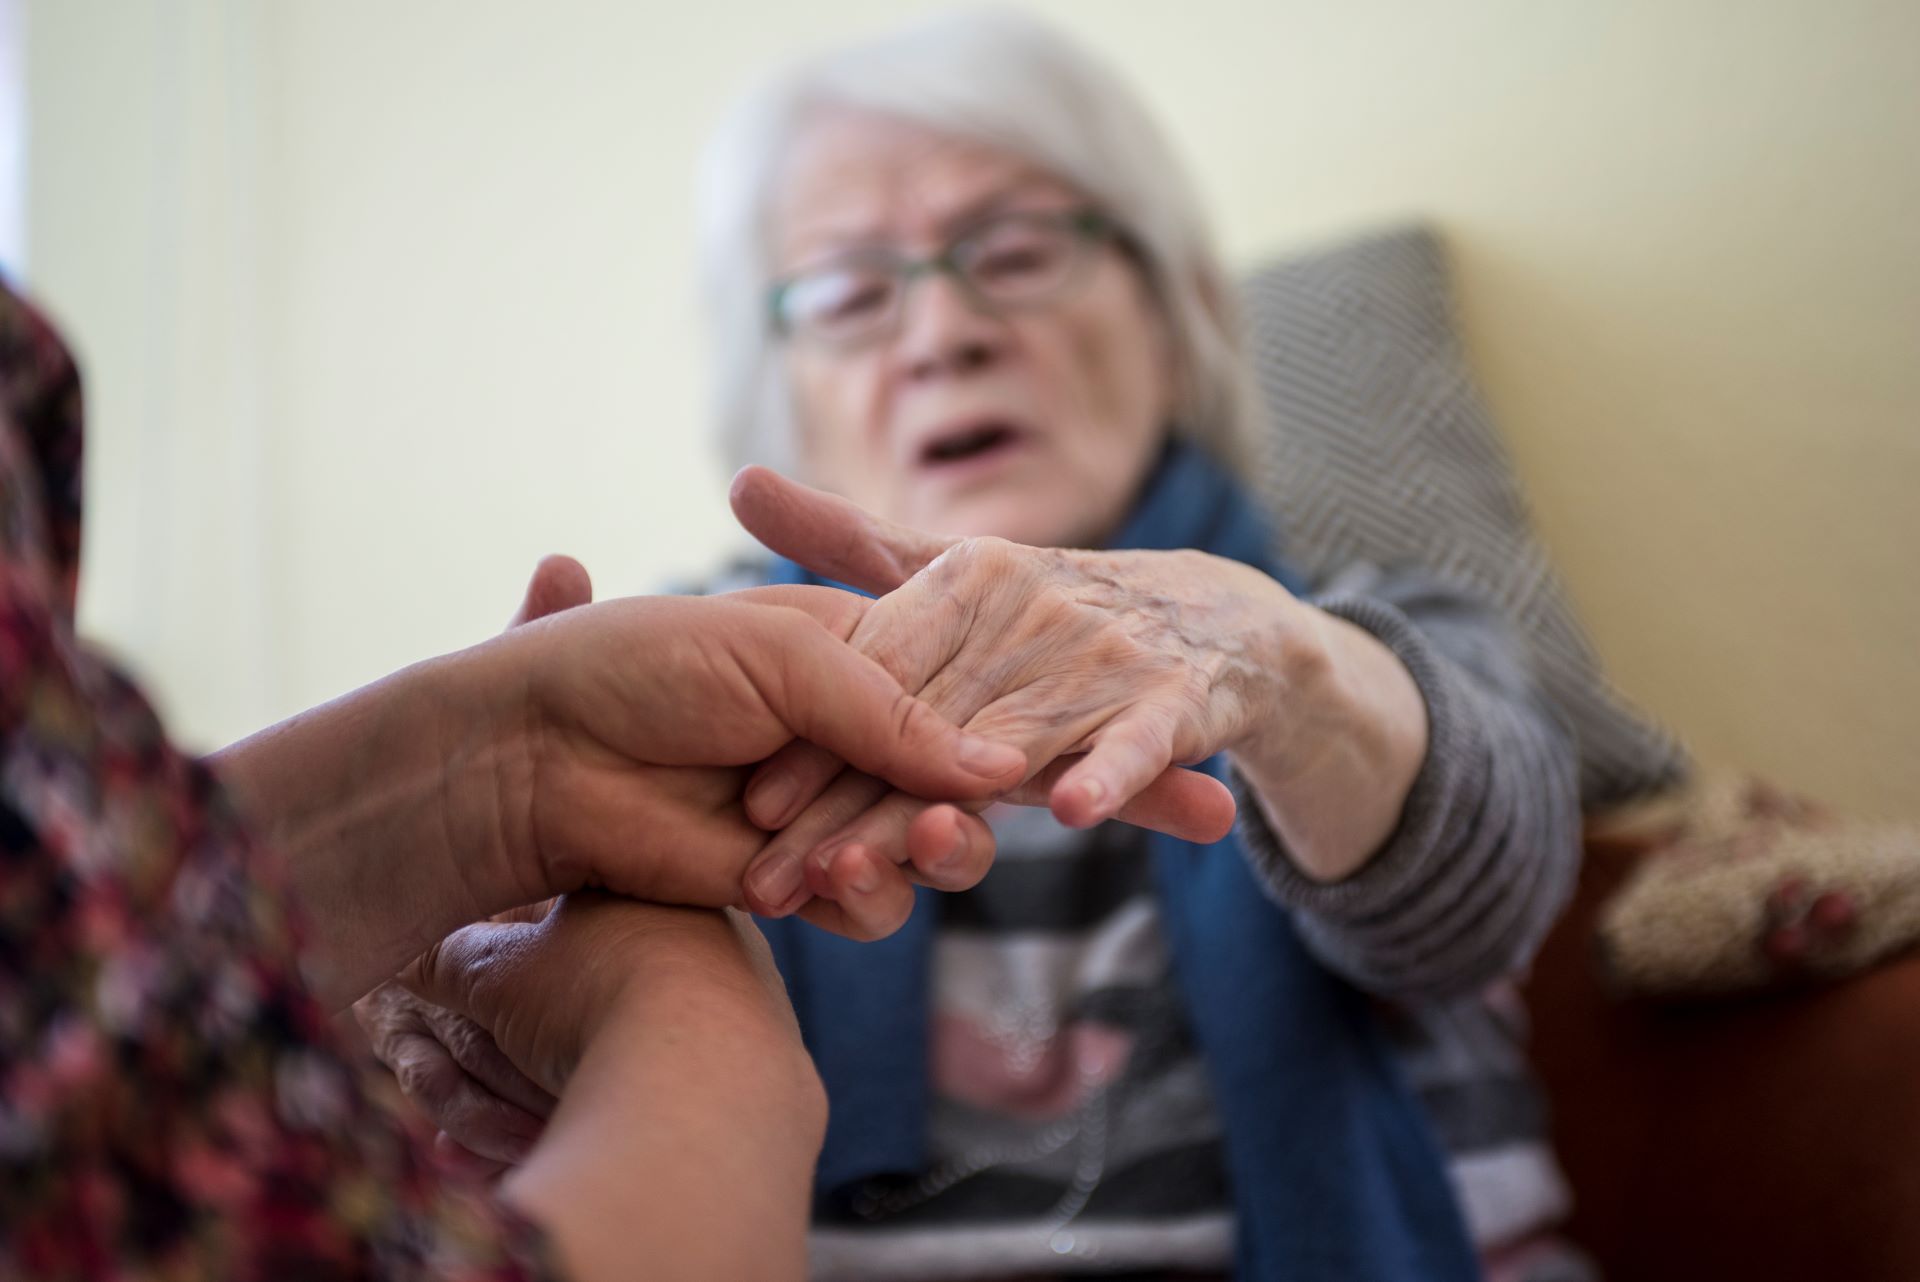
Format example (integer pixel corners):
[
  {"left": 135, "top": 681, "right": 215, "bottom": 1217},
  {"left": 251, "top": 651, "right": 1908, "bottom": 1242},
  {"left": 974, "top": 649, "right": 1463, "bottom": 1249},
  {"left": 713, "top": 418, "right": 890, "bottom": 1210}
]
[{"left": 12, "top": 0, "right": 1918, "bottom": 817}]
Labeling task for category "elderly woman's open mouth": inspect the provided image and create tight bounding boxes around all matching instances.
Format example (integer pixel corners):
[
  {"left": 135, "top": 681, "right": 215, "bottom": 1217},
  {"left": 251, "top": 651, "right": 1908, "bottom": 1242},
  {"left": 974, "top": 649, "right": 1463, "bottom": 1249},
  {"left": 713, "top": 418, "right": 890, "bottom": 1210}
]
[{"left": 913, "top": 415, "right": 1035, "bottom": 477}]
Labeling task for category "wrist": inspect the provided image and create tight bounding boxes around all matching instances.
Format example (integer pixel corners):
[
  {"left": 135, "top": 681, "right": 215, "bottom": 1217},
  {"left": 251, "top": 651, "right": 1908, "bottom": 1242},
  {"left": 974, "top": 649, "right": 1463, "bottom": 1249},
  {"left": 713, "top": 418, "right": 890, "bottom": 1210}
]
[
  {"left": 1228, "top": 608, "right": 1429, "bottom": 881},
  {"left": 1229, "top": 592, "right": 1341, "bottom": 774},
  {"left": 599, "top": 959, "right": 821, "bottom": 1118},
  {"left": 505, "top": 958, "right": 821, "bottom": 1282},
  {"left": 431, "top": 629, "right": 551, "bottom": 914},
  {"left": 533, "top": 901, "right": 814, "bottom": 1104}
]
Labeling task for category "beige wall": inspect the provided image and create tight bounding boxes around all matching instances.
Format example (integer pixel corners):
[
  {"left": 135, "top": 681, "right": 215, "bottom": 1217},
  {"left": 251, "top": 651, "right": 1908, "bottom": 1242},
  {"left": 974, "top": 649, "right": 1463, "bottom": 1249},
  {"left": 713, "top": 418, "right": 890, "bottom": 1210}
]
[{"left": 26, "top": 0, "right": 1920, "bottom": 817}]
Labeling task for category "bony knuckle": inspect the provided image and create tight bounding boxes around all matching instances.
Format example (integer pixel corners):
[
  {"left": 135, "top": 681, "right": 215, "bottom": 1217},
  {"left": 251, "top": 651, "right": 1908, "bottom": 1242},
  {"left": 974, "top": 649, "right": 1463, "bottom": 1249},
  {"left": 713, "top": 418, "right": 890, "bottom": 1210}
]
[
  {"left": 940, "top": 535, "right": 1016, "bottom": 577},
  {"left": 445, "top": 1019, "right": 488, "bottom": 1069},
  {"left": 394, "top": 1051, "right": 450, "bottom": 1103},
  {"left": 371, "top": 1020, "right": 418, "bottom": 1065},
  {"left": 350, "top": 999, "right": 389, "bottom": 1041}
]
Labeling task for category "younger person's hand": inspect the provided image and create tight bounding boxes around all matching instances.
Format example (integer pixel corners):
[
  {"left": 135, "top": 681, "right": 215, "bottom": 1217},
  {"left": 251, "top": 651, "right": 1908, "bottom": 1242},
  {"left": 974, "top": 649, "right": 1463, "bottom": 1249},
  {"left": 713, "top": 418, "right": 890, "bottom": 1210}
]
[{"left": 219, "top": 561, "right": 1030, "bottom": 1009}]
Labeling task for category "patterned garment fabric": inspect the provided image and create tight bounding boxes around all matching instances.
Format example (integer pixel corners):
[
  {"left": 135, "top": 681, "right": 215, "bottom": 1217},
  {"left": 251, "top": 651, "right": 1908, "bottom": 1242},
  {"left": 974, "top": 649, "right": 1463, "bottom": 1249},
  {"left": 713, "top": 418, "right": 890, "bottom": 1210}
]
[
  {"left": 1238, "top": 225, "right": 1688, "bottom": 810},
  {"left": 0, "top": 286, "right": 556, "bottom": 1280},
  {"left": 810, "top": 812, "right": 1237, "bottom": 1280}
]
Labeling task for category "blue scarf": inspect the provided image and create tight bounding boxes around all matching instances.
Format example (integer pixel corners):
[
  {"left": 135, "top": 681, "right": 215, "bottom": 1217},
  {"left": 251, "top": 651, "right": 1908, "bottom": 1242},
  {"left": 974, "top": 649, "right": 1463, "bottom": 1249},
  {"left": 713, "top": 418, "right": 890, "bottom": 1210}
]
[{"left": 760, "top": 441, "right": 1479, "bottom": 1280}]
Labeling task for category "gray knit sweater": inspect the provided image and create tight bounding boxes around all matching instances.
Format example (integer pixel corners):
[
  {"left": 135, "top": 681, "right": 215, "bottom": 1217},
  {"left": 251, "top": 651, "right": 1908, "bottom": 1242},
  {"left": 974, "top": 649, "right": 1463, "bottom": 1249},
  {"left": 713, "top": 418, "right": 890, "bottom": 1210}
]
[{"left": 1236, "top": 564, "right": 1583, "bottom": 998}]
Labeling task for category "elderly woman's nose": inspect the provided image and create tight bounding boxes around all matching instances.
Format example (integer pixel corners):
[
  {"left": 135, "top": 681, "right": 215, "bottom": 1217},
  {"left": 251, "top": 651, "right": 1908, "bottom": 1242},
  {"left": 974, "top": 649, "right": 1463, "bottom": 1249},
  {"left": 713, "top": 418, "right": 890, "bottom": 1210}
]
[{"left": 897, "top": 272, "right": 1006, "bottom": 380}]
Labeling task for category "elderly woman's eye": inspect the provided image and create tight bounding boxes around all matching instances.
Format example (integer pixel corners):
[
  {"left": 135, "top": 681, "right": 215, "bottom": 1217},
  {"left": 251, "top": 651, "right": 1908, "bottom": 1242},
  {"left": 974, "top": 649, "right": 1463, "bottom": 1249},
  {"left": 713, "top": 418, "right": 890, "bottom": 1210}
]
[
  {"left": 786, "top": 268, "right": 897, "bottom": 336},
  {"left": 966, "top": 227, "right": 1070, "bottom": 291},
  {"left": 810, "top": 272, "right": 894, "bottom": 324}
]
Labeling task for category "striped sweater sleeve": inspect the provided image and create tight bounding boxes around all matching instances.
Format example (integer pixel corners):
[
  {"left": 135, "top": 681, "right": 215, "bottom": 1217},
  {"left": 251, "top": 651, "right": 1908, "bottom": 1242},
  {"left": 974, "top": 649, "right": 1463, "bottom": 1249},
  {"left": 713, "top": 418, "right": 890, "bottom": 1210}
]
[{"left": 1231, "top": 565, "right": 1583, "bottom": 1000}]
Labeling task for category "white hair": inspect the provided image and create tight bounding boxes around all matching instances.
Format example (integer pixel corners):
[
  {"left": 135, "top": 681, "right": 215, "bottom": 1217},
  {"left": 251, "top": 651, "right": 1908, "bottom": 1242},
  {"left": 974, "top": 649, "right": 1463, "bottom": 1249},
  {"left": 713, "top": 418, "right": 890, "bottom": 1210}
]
[{"left": 696, "top": 7, "right": 1262, "bottom": 476}]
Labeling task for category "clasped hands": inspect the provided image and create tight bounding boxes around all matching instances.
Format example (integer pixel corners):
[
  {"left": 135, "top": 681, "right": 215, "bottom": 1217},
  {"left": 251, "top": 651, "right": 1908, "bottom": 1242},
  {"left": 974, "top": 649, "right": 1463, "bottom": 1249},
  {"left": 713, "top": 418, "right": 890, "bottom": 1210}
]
[{"left": 348, "top": 465, "right": 1376, "bottom": 1174}]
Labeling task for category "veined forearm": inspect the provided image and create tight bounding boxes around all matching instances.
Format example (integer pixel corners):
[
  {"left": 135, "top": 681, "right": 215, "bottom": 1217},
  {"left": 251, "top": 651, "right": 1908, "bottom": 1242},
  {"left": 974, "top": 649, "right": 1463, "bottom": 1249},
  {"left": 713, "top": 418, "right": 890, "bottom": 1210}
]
[{"left": 208, "top": 644, "right": 534, "bottom": 1009}]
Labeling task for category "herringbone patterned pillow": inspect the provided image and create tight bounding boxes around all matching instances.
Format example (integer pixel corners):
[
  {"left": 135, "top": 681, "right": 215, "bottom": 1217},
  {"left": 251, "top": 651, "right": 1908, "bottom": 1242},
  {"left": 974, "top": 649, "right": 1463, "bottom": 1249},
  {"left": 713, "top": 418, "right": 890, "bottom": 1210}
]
[{"left": 1239, "top": 224, "right": 1687, "bottom": 809}]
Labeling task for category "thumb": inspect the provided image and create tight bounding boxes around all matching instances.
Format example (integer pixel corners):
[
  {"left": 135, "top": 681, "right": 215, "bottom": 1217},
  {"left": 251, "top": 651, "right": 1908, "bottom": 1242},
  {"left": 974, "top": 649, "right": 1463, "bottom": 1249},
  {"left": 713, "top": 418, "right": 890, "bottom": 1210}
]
[
  {"left": 507, "top": 554, "right": 594, "bottom": 630},
  {"left": 729, "top": 466, "right": 953, "bottom": 594},
  {"left": 741, "top": 604, "right": 1026, "bottom": 802}
]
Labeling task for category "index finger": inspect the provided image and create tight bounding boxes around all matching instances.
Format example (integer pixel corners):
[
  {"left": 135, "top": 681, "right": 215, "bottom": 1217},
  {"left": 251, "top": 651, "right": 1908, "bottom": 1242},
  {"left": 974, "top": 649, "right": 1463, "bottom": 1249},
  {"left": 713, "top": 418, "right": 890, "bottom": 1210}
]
[{"left": 730, "top": 466, "right": 956, "bottom": 594}]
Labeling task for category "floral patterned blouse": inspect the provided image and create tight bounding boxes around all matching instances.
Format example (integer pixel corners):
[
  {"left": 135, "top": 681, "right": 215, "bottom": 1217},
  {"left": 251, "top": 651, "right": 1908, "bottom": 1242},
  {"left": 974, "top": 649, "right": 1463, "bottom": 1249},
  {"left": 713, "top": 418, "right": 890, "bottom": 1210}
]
[{"left": 0, "top": 284, "right": 559, "bottom": 1280}]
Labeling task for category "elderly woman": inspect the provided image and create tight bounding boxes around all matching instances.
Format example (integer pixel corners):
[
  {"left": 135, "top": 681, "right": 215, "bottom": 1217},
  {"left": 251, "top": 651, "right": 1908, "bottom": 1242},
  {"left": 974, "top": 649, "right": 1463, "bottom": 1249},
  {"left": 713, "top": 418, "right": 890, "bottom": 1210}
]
[
  {"left": 714, "top": 13, "right": 1583, "bottom": 1281},
  {"left": 375, "top": 11, "right": 1585, "bottom": 1282}
]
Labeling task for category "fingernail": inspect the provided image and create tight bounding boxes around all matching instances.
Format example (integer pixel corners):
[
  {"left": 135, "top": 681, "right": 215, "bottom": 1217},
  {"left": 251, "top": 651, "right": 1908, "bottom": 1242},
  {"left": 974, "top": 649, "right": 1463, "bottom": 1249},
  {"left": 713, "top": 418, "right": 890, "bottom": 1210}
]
[
  {"left": 847, "top": 847, "right": 881, "bottom": 895},
  {"left": 1079, "top": 779, "right": 1107, "bottom": 811},
  {"left": 933, "top": 824, "right": 969, "bottom": 875},
  {"left": 746, "top": 772, "right": 800, "bottom": 829},
  {"left": 959, "top": 735, "right": 1024, "bottom": 778},
  {"left": 747, "top": 855, "right": 803, "bottom": 915},
  {"left": 809, "top": 841, "right": 844, "bottom": 880}
]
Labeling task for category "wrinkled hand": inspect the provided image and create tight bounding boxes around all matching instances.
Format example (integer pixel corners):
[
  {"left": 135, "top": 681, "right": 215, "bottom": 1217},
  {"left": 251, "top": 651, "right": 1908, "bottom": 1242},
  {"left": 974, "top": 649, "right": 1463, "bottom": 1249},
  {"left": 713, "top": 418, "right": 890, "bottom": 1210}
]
[
  {"left": 356, "top": 930, "right": 555, "bottom": 1175},
  {"left": 733, "top": 467, "right": 1331, "bottom": 934},
  {"left": 397, "top": 893, "right": 806, "bottom": 1172},
  {"left": 400, "top": 893, "right": 798, "bottom": 1101}
]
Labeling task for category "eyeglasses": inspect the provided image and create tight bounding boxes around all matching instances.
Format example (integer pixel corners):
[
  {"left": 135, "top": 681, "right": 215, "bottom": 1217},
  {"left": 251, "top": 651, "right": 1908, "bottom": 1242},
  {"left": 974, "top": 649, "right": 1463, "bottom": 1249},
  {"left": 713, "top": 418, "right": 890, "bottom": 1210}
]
[{"left": 767, "top": 208, "right": 1120, "bottom": 348}]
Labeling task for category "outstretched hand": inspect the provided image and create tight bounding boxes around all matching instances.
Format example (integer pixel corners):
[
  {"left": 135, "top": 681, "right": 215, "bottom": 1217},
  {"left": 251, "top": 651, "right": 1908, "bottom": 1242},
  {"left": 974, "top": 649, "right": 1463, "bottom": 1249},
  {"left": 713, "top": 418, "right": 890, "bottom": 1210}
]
[{"left": 731, "top": 466, "right": 1257, "bottom": 935}]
